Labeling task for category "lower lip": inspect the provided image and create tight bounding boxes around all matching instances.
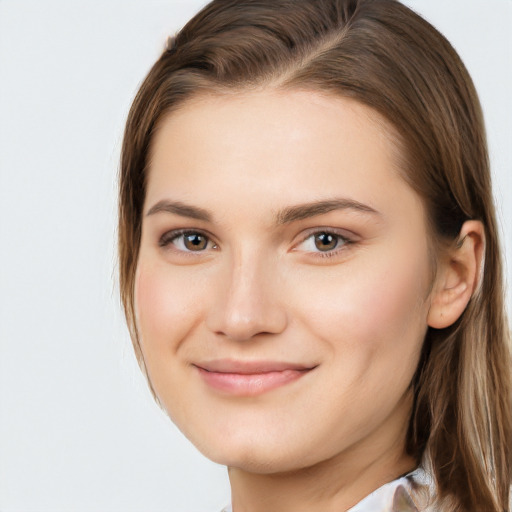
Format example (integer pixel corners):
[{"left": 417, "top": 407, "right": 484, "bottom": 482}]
[{"left": 195, "top": 367, "right": 312, "bottom": 396}]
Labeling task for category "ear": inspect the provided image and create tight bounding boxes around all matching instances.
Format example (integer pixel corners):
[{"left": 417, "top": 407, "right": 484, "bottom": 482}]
[{"left": 427, "top": 220, "right": 485, "bottom": 329}]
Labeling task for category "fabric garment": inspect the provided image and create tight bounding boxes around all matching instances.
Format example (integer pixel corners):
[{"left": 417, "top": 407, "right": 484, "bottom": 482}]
[{"left": 219, "top": 469, "right": 423, "bottom": 512}]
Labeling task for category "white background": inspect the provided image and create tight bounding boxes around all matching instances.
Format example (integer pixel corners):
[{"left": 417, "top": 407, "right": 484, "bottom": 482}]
[{"left": 0, "top": 1, "right": 510, "bottom": 511}]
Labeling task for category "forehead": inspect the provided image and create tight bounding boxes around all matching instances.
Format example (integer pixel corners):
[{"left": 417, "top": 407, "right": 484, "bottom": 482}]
[
  {"left": 149, "top": 89, "right": 400, "bottom": 172},
  {"left": 145, "top": 89, "right": 420, "bottom": 225}
]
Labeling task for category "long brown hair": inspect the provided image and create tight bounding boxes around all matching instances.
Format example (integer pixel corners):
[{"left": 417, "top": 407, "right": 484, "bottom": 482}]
[{"left": 118, "top": 1, "right": 511, "bottom": 509}]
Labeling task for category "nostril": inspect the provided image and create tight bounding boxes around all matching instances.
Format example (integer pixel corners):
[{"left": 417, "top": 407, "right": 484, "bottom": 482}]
[{"left": 207, "top": 298, "right": 288, "bottom": 342}]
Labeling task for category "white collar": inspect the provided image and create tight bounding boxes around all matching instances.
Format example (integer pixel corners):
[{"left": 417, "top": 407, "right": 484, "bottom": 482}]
[{"left": 347, "top": 470, "right": 420, "bottom": 512}]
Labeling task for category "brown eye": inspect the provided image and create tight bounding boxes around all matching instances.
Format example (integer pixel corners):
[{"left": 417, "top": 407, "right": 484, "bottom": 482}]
[
  {"left": 159, "top": 230, "right": 215, "bottom": 252},
  {"left": 314, "top": 232, "right": 338, "bottom": 251},
  {"left": 183, "top": 232, "right": 209, "bottom": 251}
]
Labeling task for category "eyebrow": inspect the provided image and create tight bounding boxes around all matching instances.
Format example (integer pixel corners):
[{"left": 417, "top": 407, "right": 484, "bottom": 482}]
[
  {"left": 145, "top": 198, "right": 380, "bottom": 224},
  {"left": 146, "top": 200, "right": 211, "bottom": 221},
  {"left": 275, "top": 198, "right": 380, "bottom": 224}
]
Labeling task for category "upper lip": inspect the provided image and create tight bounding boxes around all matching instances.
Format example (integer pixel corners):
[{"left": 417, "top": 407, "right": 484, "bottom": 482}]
[{"left": 193, "top": 359, "right": 316, "bottom": 374}]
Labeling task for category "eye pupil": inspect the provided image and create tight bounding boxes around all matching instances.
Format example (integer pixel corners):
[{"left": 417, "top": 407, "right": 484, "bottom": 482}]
[
  {"left": 314, "top": 233, "right": 337, "bottom": 251},
  {"left": 184, "top": 233, "right": 208, "bottom": 251}
]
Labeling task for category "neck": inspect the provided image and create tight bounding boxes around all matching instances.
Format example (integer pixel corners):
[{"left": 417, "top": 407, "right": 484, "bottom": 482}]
[{"left": 228, "top": 392, "right": 416, "bottom": 512}]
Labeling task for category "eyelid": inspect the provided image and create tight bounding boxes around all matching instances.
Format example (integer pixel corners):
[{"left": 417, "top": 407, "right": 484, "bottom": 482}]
[
  {"left": 292, "top": 227, "right": 358, "bottom": 256},
  {"left": 294, "top": 226, "right": 357, "bottom": 244},
  {"left": 158, "top": 228, "right": 218, "bottom": 251}
]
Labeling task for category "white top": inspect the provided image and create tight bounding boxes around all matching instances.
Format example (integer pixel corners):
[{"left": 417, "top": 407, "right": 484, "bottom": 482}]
[{"left": 219, "top": 469, "right": 423, "bottom": 512}]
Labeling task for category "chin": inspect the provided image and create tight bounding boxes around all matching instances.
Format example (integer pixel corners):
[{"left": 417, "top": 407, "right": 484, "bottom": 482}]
[
  {"left": 207, "top": 449, "right": 301, "bottom": 474},
  {"left": 186, "top": 426, "right": 315, "bottom": 474}
]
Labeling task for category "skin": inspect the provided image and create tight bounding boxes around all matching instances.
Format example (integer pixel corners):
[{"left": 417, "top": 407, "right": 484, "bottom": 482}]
[{"left": 135, "top": 89, "right": 483, "bottom": 512}]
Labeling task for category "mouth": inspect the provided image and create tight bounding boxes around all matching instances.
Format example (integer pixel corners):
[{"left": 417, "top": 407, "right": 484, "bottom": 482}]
[{"left": 192, "top": 359, "right": 317, "bottom": 396}]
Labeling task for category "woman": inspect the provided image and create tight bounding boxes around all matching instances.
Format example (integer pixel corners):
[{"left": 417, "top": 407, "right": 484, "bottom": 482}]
[{"left": 118, "top": 0, "right": 511, "bottom": 510}]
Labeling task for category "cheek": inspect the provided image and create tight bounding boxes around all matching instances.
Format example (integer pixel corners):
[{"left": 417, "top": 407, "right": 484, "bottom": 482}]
[
  {"left": 295, "top": 245, "right": 430, "bottom": 368},
  {"left": 134, "top": 260, "right": 198, "bottom": 359}
]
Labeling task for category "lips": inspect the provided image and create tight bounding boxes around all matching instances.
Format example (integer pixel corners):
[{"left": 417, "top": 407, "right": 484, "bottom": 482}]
[{"left": 193, "top": 359, "right": 316, "bottom": 396}]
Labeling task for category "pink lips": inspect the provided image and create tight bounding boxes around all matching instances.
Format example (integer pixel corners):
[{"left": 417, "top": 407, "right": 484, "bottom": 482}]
[{"left": 194, "top": 360, "right": 315, "bottom": 396}]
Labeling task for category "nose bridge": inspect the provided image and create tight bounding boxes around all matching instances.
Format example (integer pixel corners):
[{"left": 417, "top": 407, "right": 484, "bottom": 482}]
[{"left": 206, "top": 244, "right": 287, "bottom": 341}]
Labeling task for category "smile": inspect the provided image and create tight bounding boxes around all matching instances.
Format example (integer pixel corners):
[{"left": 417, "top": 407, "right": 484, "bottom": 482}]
[{"left": 193, "top": 360, "right": 316, "bottom": 396}]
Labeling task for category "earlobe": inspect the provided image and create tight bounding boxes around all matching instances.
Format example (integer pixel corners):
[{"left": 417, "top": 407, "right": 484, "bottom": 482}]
[{"left": 427, "top": 220, "right": 485, "bottom": 329}]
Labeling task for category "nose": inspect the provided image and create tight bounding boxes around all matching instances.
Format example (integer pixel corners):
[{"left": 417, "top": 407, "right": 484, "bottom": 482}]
[{"left": 205, "top": 251, "right": 288, "bottom": 342}]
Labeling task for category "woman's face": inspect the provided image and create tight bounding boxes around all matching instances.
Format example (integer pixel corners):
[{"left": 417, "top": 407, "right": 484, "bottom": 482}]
[{"left": 136, "top": 90, "right": 434, "bottom": 473}]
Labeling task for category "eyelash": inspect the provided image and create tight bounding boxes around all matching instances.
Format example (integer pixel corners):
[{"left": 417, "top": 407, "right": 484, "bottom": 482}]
[
  {"left": 158, "top": 228, "right": 355, "bottom": 258},
  {"left": 294, "top": 229, "right": 354, "bottom": 259},
  {"left": 158, "top": 229, "right": 218, "bottom": 253}
]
